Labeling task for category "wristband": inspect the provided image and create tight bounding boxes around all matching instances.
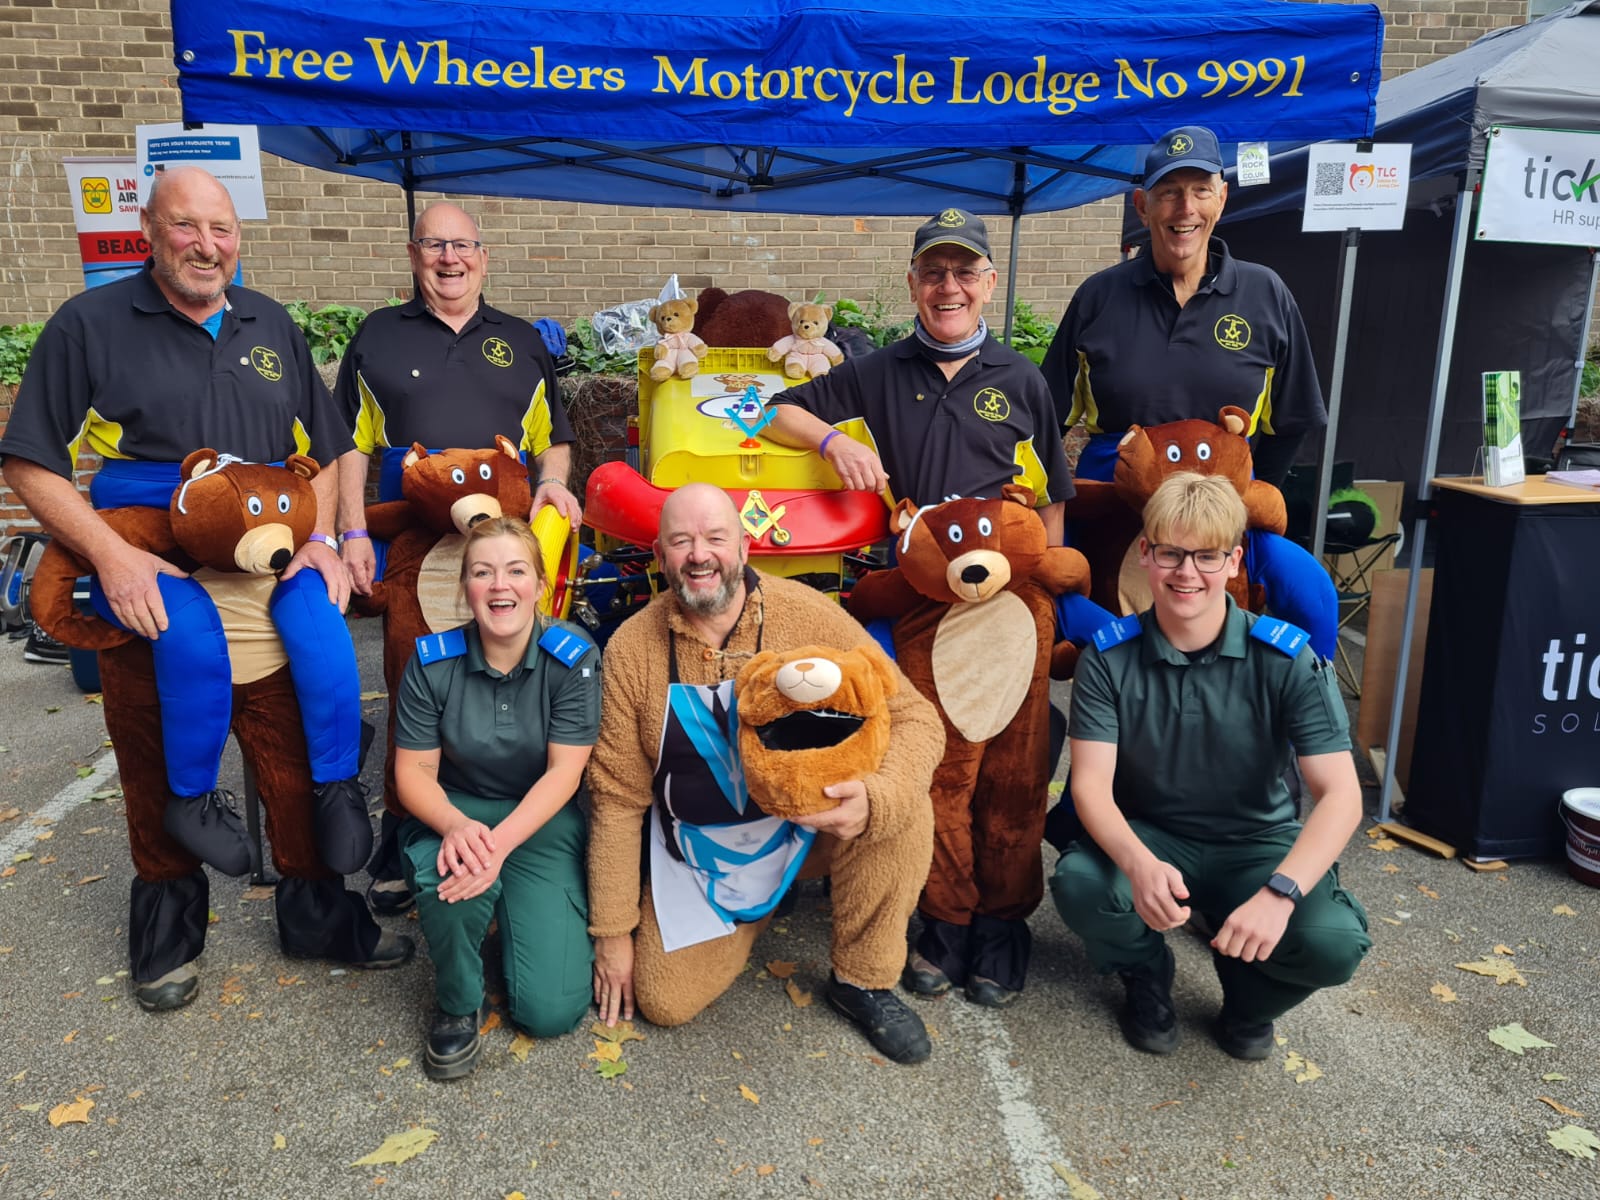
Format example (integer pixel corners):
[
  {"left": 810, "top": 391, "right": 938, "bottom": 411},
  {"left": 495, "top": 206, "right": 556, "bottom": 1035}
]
[
  {"left": 306, "top": 532, "right": 338, "bottom": 550},
  {"left": 339, "top": 528, "right": 370, "bottom": 544},
  {"left": 535, "top": 477, "right": 567, "bottom": 490},
  {"left": 819, "top": 430, "right": 841, "bottom": 458}
]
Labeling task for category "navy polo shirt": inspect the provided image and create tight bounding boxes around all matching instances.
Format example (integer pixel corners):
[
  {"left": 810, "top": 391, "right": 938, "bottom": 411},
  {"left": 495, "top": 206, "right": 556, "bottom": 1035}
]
[
  {"left": 1069, "top": 597, "right": 1350, "bottom": 841},
  {"left": 394, "top": 619, "right": 601, "bottom": 805},
  {"left": 774, "top": 334, "right": 1074, "bottom": 508},
  {"left": 333, "top": 298, "right": 573, "bottom": 458},
  {"left": 1, "top": 264, "right": 350, "bottom": 476},
  {"left": 1041, "top": 239, "right": 1324, "bottom": 441}
]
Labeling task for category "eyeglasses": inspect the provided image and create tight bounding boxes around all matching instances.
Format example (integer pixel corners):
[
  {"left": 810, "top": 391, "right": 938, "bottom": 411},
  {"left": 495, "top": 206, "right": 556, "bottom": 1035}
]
[
  {"left": 1147, "top": 543, "right": 1233, "bottom": 573},
  {"left": 412, "top": 237, "right": 483, "bottom": 257},
  {"left": 914, "top": 265, "right": 992, "bottom": 287}
]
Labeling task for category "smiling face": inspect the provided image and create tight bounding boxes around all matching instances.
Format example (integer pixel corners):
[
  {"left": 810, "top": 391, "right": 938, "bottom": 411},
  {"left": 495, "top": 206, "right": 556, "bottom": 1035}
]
[
  {"left": 907, "top": 247, "right": 997, "bottom": 345},
  {"left": 1139, "top": 523, "right": 1242, "bottom": 632},
  {"left": 140, "top": 168, "right": 240, "bottom": 321},
  {"left": 462, "top": 530, "right": 543, "bottom": 647},
  {"left": 408, "top": 203, "right": 487, "bottom": 319},
  {"left": 1133, "top": 168, "right": 1228, "bottom": 280},
  {"left": 655, "top": 484, "right": 749, "bottom": 618}
]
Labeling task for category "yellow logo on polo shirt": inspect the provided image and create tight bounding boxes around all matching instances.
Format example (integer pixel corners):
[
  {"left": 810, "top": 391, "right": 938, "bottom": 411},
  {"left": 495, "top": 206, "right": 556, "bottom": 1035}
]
[
  {"left": 80, "top": 177, "right": 112, "bottom": 214},
  {"left": 1214, "top": 315, "right": 1251, "bottom": 352},
  {"left": 937, "top": 208, "right": 967, "bottom": 228},
  {"left": 973, "top": 387, "right": 1010, "bottom": 423},
  {"left": 482, "top": 336, "right": 513, "bottom": 368},
  {"left": 250, "top": 347, "right": 283, "bottom": 381}
]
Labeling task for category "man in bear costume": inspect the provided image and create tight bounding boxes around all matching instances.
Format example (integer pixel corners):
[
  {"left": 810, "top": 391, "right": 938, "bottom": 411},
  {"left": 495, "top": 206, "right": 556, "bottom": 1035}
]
[
  {"left": 849, "top": 488, "right": 1091, "bottom": 1006},
  {"left": 587, "top": 484, "right": 945, "bottom": 1064},
  {"left": 0, "top": 167, "right": 409, "bottom": 1010}
]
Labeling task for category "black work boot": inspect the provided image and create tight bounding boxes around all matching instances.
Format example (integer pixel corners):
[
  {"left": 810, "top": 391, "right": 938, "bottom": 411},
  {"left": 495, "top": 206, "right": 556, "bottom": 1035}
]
[
  {"left": 312, "top": 777, "right": 374, "bottom": 876},
  {"left": 1117, "top": 943, "right": 1179, "bottom": 1054},
  {"left": 826, "top": 974, "right": 932, "bottom": 1065},
  {"left": 163, "top": 789, "right": 254, "bottom": 877},
  {"left": 1214, "top": 1008, "right": 1276, "bottom": 1060},
  {"left": 424, "top": 1004, "right": 485, "bottom": 1081}
]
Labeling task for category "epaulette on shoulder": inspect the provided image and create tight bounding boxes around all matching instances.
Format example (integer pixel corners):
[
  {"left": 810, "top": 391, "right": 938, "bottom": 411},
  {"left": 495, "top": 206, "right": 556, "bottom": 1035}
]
[
  {"left": 538, "top": 622, "right": 595, "bottom": 668},
  {"left": 1092, "top": 613, "right": 1144, "bottom": 654},
  {"left": 1249, "top": 616, "right": 1310, "bottom": 658},
  {"left": 414, "top": 627, "right": 468, "bottom": 665}
]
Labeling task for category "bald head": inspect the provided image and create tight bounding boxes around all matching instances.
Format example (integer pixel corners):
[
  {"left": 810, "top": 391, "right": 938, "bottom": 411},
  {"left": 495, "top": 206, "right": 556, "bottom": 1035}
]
[
  {"left": 146, "top": 165, "right": 237, "bottom": 223},
  {"left": 408, "top": 202, "right": 487, "bottom": 320},
  {"left": 140, "top": 166, "right": 239, "bottom": 320},
  {"left": 659, "top": 482, "right": 740, "bottom": 540},
  {"left": 412, "top": 202, "right": 480, "bottom": 242},
  {"left": 656, "top": 484, "right": 748, "bottom": 618}
]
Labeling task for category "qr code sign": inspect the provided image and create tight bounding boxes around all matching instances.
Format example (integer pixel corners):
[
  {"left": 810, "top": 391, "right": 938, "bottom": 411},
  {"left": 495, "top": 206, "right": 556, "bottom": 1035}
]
[{"left": 1314, "top": 162, "right": 1345, "bottom": 197}]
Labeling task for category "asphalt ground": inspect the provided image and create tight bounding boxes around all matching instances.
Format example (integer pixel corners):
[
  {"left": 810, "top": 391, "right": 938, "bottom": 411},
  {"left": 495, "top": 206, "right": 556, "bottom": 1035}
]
[{"left": 2, "top": 618, "right": 1598, "bottom": 1200}]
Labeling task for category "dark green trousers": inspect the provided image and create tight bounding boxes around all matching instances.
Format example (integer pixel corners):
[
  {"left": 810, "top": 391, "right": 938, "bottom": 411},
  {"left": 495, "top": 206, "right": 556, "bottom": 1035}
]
[
  {"left": 1051, "top": 819, "right": 1370, "bottom": 1024},
  {"left": 401, "top": 796, "right": 592, "bottom": 1037}
]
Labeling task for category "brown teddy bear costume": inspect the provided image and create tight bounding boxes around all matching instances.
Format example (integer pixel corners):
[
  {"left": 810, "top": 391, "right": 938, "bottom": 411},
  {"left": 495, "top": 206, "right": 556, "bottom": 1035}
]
[
  {"left": 848, "top": 486, "right": 1091, "bottom": 1004},
  {"left": 30, "top": 451, "right": 403, "bottom": 1001}
]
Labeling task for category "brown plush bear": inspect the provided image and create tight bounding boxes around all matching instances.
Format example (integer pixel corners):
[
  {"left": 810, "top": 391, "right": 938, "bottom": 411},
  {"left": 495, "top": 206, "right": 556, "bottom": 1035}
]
[
  {"left": 734, "top": 642, "right": 897, "bottom": 820},
  {"left": 353, "top": 436, "right": 535, "bottom": 823},
  {"left": 648, "top": 298, "right": 709, "bottom": 382},
  {"left": 846, "top": 486, "right": 1091, "bottom": 1003},
  {"left": 768, "top": 302, "right": 846, "bottom": 379},
  {"left": 694, "top": 287, "right": 795, "bottom": 349},
  {"left": 1063, "top": 405, "right": 1286, "bottom": 616}
]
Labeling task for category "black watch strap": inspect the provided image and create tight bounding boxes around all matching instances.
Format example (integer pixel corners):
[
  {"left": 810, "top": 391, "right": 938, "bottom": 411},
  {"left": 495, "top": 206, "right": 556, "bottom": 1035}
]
[{"left": 1266, "top": 872, "right": 1303, "bottom": 904}]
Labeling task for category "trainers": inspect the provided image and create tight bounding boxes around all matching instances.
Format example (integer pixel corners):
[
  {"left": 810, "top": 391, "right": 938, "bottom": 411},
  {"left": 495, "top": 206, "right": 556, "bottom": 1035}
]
[
  {"left": 1215, "top": 1009, "right": 1276, "bottom": 1061},
  {"left": 366, "top": 877, "right": 416, "bottom": 915},
  {"left": 134, "top": 961, "right": 200, "bottom": 1012},
  {"left": 424, "top": 1004, "right": 486, "bottom": 1081},
  {"left": 1117, "top": 944, "right": 1179, "bottom": 1054},
  {"left": 964, "top": 976, "right": 1021, "bottom": 1008},
  {"left": 163, "top": 789, "right": 255, "bottom": 877},
  {"left": 902, "top": 950, "right": 954, "bottom": 998},
  {"left": 351, "top": 929, "right": 417, "bottom": 970},
  {"left": 312, "top": 777, "right": 374, "bottom": 876},
  {"left": 826, "top": 974, "right": 932, "bottom": 1064},
  {"left": 22, "top": 622, "right": 69, "bottom": 665}
]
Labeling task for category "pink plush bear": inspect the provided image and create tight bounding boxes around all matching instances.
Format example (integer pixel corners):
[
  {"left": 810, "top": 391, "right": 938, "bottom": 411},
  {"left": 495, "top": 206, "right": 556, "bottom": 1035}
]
[
  {"left": 768, "top": 302, "right": 846, "bottom": 379},
  {"left": 649, "top": 298, "right": 709, "bottom": 382}
]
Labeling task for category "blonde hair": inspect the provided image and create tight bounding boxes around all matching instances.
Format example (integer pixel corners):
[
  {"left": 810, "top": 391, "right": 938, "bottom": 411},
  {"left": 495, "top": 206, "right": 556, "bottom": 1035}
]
[
  {"left": 459, "top": 516, "right": 546, "bottom": 584},
  {"left": 1142, "top": 472, "right": 1247, "bottom": 550}
]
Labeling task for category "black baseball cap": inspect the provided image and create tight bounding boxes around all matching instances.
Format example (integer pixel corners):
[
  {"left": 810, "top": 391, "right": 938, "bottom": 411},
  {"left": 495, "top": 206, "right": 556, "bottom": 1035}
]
[
  {"left": 911, "top": 208, "right": 991, "bottom": 260},
  {"left": 1142, "top": 126, "right": 1225, "bottom": 188}
]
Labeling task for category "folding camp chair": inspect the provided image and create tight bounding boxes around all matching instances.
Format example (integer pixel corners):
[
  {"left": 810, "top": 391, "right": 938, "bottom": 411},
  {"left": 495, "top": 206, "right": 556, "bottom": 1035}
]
[{"left": 1322, "top": 526, "right": 1403, "bottom": 697}]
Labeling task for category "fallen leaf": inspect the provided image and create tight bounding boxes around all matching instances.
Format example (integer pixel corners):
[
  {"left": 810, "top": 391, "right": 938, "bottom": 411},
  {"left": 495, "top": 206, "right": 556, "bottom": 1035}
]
[
  {"left": 595, "top": 1058, "right": 628, "bottom": 1079},
  {"left": 478, "top": 1011, "right": 502, "bottom": 1036},
  {"left": 1283, "top": 1051, "right": 1323, "bottom": 1084},
  {"left": 785, "top": 979, "right": 813, "bottom": 1008},
  {"left": 757, "top": 1165, "right": 775, "bottom": 1177},
  {"left": 45, "top": 705, "right": 61, "bottom": 714},
  {"left": 1381, "top": 863, "right": 1401, "bottom": 874},
  {"left": 1547, "top": 1125, "right": 1600, "bottom": 1160},
  {"left": 1487, "top": 1023, "right": 1555, "bottom": 1055},
  {"left": 1545, "top": 1073, "right": 1569, "bottom": 1082},
  {"left": 1429, "top": 982, "right": 1458, "bottom": 1003},
  {"left": 360, "top": 690, "right": 388, "bottom": 701},
  {"left": 0, "top": 807, "right": 20, "bottom": 822},
  {"left": 83, "top": 693, "right": 103, "bottom": 705},
  {"left": 1368, "top": 837, "right": 1401, "bottom": 852},
  {"left": 1493, "top": 944, "right": 1515, "bottom": 956},
  {"left": 351, "top": 1128, "right": 439, "bottom": 1166},
  {"left": 1552, "top": 904, "right": 1577, "bottom": 917},
  {"left": 509, "top": 1033, "right": 536, "bottom": 1062},
  {"left": 740, "top": 1084, "right": 760, "bottom": 1105},
  {"left": 766, "top": 960, "right": 797, "bottom": 979},
  {"left": 506, "top": 1193, "right": 526, "bottom": 1200},
  {"left": 12, "top": 852, "right": 34, "bottom": 864},
  {"left": 1416, "top": 884, "right": 1439, "bottom": 899},
  {"left": 808, "top": 1137, "right": 824, "bottom": 1146},
  {"left": 88, "top": 788, "right": 121, "bottom": 802},
  {"left": 74, "top": 766, "right": 93, "bottom": 778},
  {"left": 241, "top": 886, "right": 275, "bottom": 902},
  {"left": 207, "top": 909, "right": 220, "bottom": 925},
  {"left": 1379, "top": 916, "right": 1403, "bottom": 926},
  {"left": 1539, "top": 1097, "right": 1585, "bottom": 1118},
  {"left": 47, "top": 1096, "right": 94, "bottom": 1126},
  {"left": 1050, "top": 1163, "right": 1102, "bottom": 1199},
  {"left": 588, "top": 1040, "right": 623, "bottom": 1063},
  {"left": 1047, "top": 780, "right": 1065, "bottom": 798},
  {"left": 1455, "top": 957, "right": 1527, "bottom": 987},
  {"left": 273, "top": 1133, "right": 287, "bottom": 1151},
  {"left": 37, "top": 854, "right": 56, "bottom": 865},
  {"left": 81, "top": 827, "right": 104, "bottom": 835},
  {"left": 277, "top": 975, "right": 302, "bottom": 987},
  {"left": 589, "top": 1020, "right": 644, "bottom": 1045},
  {"left": 1, "top": 867, "right": 15, "bottom": 878},
  {"left": 62, "top": 1029, "right": 78, "bottom": 1043}
]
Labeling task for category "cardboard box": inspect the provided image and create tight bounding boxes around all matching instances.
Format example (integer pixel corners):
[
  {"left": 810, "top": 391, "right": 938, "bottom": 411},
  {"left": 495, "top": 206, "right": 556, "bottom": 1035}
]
[{"left": 1357, "top": 567, "right": 1432, "bottom": 791}]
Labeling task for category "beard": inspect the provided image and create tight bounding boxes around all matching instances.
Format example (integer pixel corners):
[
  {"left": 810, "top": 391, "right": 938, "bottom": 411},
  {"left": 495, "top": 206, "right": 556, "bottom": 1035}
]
[
  {"left": 666, "top": 557, "right": 742, "bottom": 617},
  {"left": 152, "top": 249, "right": 229, "bottom": 306}
]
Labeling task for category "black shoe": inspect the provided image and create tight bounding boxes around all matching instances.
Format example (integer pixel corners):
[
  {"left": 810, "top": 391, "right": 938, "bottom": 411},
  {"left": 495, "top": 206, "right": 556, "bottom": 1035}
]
[
  {"left": 826, "top": 974, "right": 932, "bottom": 1065},
  {"left": 902, "top": 951, "right": 953, "bottom": 998},
  {"left": 1117, "top": 944, "right": 1179, "bottom": 1054},
  {"left": 133, "top": 962, "right": 200, "bottom": 1012},
  {"left": 163, "top": 790, "right": 254, "bottom": 877},
  {"left": 964, "top": 976, "right": 1021, "bottom": 1008},
  {"left": 312, "top": 777, "right": 374, "bottom": 876},
  {"left": 366, "top": 877, "right": 416, "bottom": 915},
  {"left": 350, "top": 929, "right": 416, "bottom": 970},
  {"left": 424, "top": 1004, "right": 485, "bottom": 1081},
  {"left": 1215, "top": 1010, "right": 1276, "bottom": 1061},
  {"left": 23, "top": 622, "right": 68, "bottom": 665}
]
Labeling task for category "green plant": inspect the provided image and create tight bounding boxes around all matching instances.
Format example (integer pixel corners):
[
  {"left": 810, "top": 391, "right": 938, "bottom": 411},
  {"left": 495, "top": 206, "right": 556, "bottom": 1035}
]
[
  {"left": 1006, "top": 300, "right": 1058, "bottom": 366},
  {"left": 568, "top": 317, "right": 638, "bottom": 374},
  {"left": 0, "top": 322, "right": 44, "bottom": 387},
  {"left": 285, "top": 301, "right": 377, "bottom": 365},
  {"left": 821, "top": 294, "right": 911, "bottom": 349},
  {"left": 1583, "top": 342, "right": 1600, "bottom": 399}
]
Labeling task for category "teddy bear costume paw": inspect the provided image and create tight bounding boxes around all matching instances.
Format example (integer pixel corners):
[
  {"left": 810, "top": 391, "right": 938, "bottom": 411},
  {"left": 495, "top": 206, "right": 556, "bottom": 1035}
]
[{"left": 163, "top": 789, "right": 255, "bottom": 877}]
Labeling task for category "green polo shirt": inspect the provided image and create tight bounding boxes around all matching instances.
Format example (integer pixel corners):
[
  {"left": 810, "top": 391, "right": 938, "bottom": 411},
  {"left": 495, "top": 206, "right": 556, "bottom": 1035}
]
[
  {"left": 394, "top": 619, "right": 601, "bottom": 804},
  {"left": 1069, "top": 597, "right": 1349, "bottom": 840}
]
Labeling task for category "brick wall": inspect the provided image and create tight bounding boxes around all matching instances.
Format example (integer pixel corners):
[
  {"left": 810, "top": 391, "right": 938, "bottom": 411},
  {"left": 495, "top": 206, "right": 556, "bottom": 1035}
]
[{"left": 0, "top": 0, "right": 1548, "bottom": 535}]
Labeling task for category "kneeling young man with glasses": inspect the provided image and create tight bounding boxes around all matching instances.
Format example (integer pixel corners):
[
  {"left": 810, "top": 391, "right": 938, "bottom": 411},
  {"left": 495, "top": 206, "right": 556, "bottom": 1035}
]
[{"left": 1051, "top": 472, "right": 1369, "bottom": 1060}]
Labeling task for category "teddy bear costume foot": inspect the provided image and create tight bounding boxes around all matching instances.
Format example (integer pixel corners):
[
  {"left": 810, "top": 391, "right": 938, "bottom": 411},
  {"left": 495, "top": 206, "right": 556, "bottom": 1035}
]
[{"left": 162, "top": 788, "right": 255, "bottom": 877}]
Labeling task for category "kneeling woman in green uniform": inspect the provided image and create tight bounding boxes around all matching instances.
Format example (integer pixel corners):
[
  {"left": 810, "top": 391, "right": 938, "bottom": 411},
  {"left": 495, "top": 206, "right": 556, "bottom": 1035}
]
[{"left": 393, "top": 516, "right": 601, "bottom": 1080}]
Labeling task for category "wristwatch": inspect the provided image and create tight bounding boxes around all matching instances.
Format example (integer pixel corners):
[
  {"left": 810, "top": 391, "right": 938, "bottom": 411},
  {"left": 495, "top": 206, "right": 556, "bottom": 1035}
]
[{"left": 1265, "top": 872, "right": 1303, "bottom": 905}]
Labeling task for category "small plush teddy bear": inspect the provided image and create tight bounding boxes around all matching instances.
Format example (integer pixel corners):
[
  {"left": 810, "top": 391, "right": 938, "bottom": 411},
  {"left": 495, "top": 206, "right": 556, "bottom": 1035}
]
[
  {"left": 648, "top": 297, "right": 709, "bottom": 382},
  {"left": 768, "top": 302, "right": 846, "bottom": 379}
]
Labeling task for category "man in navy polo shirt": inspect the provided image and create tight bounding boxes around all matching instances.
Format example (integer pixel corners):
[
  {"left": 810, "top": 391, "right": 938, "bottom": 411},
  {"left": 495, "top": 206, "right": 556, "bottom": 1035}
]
[
  {"left": 332, "top": 202, "right": 580, "bottom": 915},
  {"left": 1042, "top": 126, "right": 1324, "bottom": 488}
]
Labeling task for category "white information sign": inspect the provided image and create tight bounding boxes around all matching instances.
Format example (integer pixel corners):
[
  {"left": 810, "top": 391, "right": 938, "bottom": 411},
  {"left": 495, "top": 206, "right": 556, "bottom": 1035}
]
[
  {"left": 136, "top": 123, "right": 267, "bottom": 220},
  {"left": 1477, "top": 125, "right": 1600, "bottom": 246},
  {"left": 1236, "top": 141, "right": 1271, "bottom": 187},
  {"left": 1300, "top": 143, "right": 1411, "bottom": 232}
]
